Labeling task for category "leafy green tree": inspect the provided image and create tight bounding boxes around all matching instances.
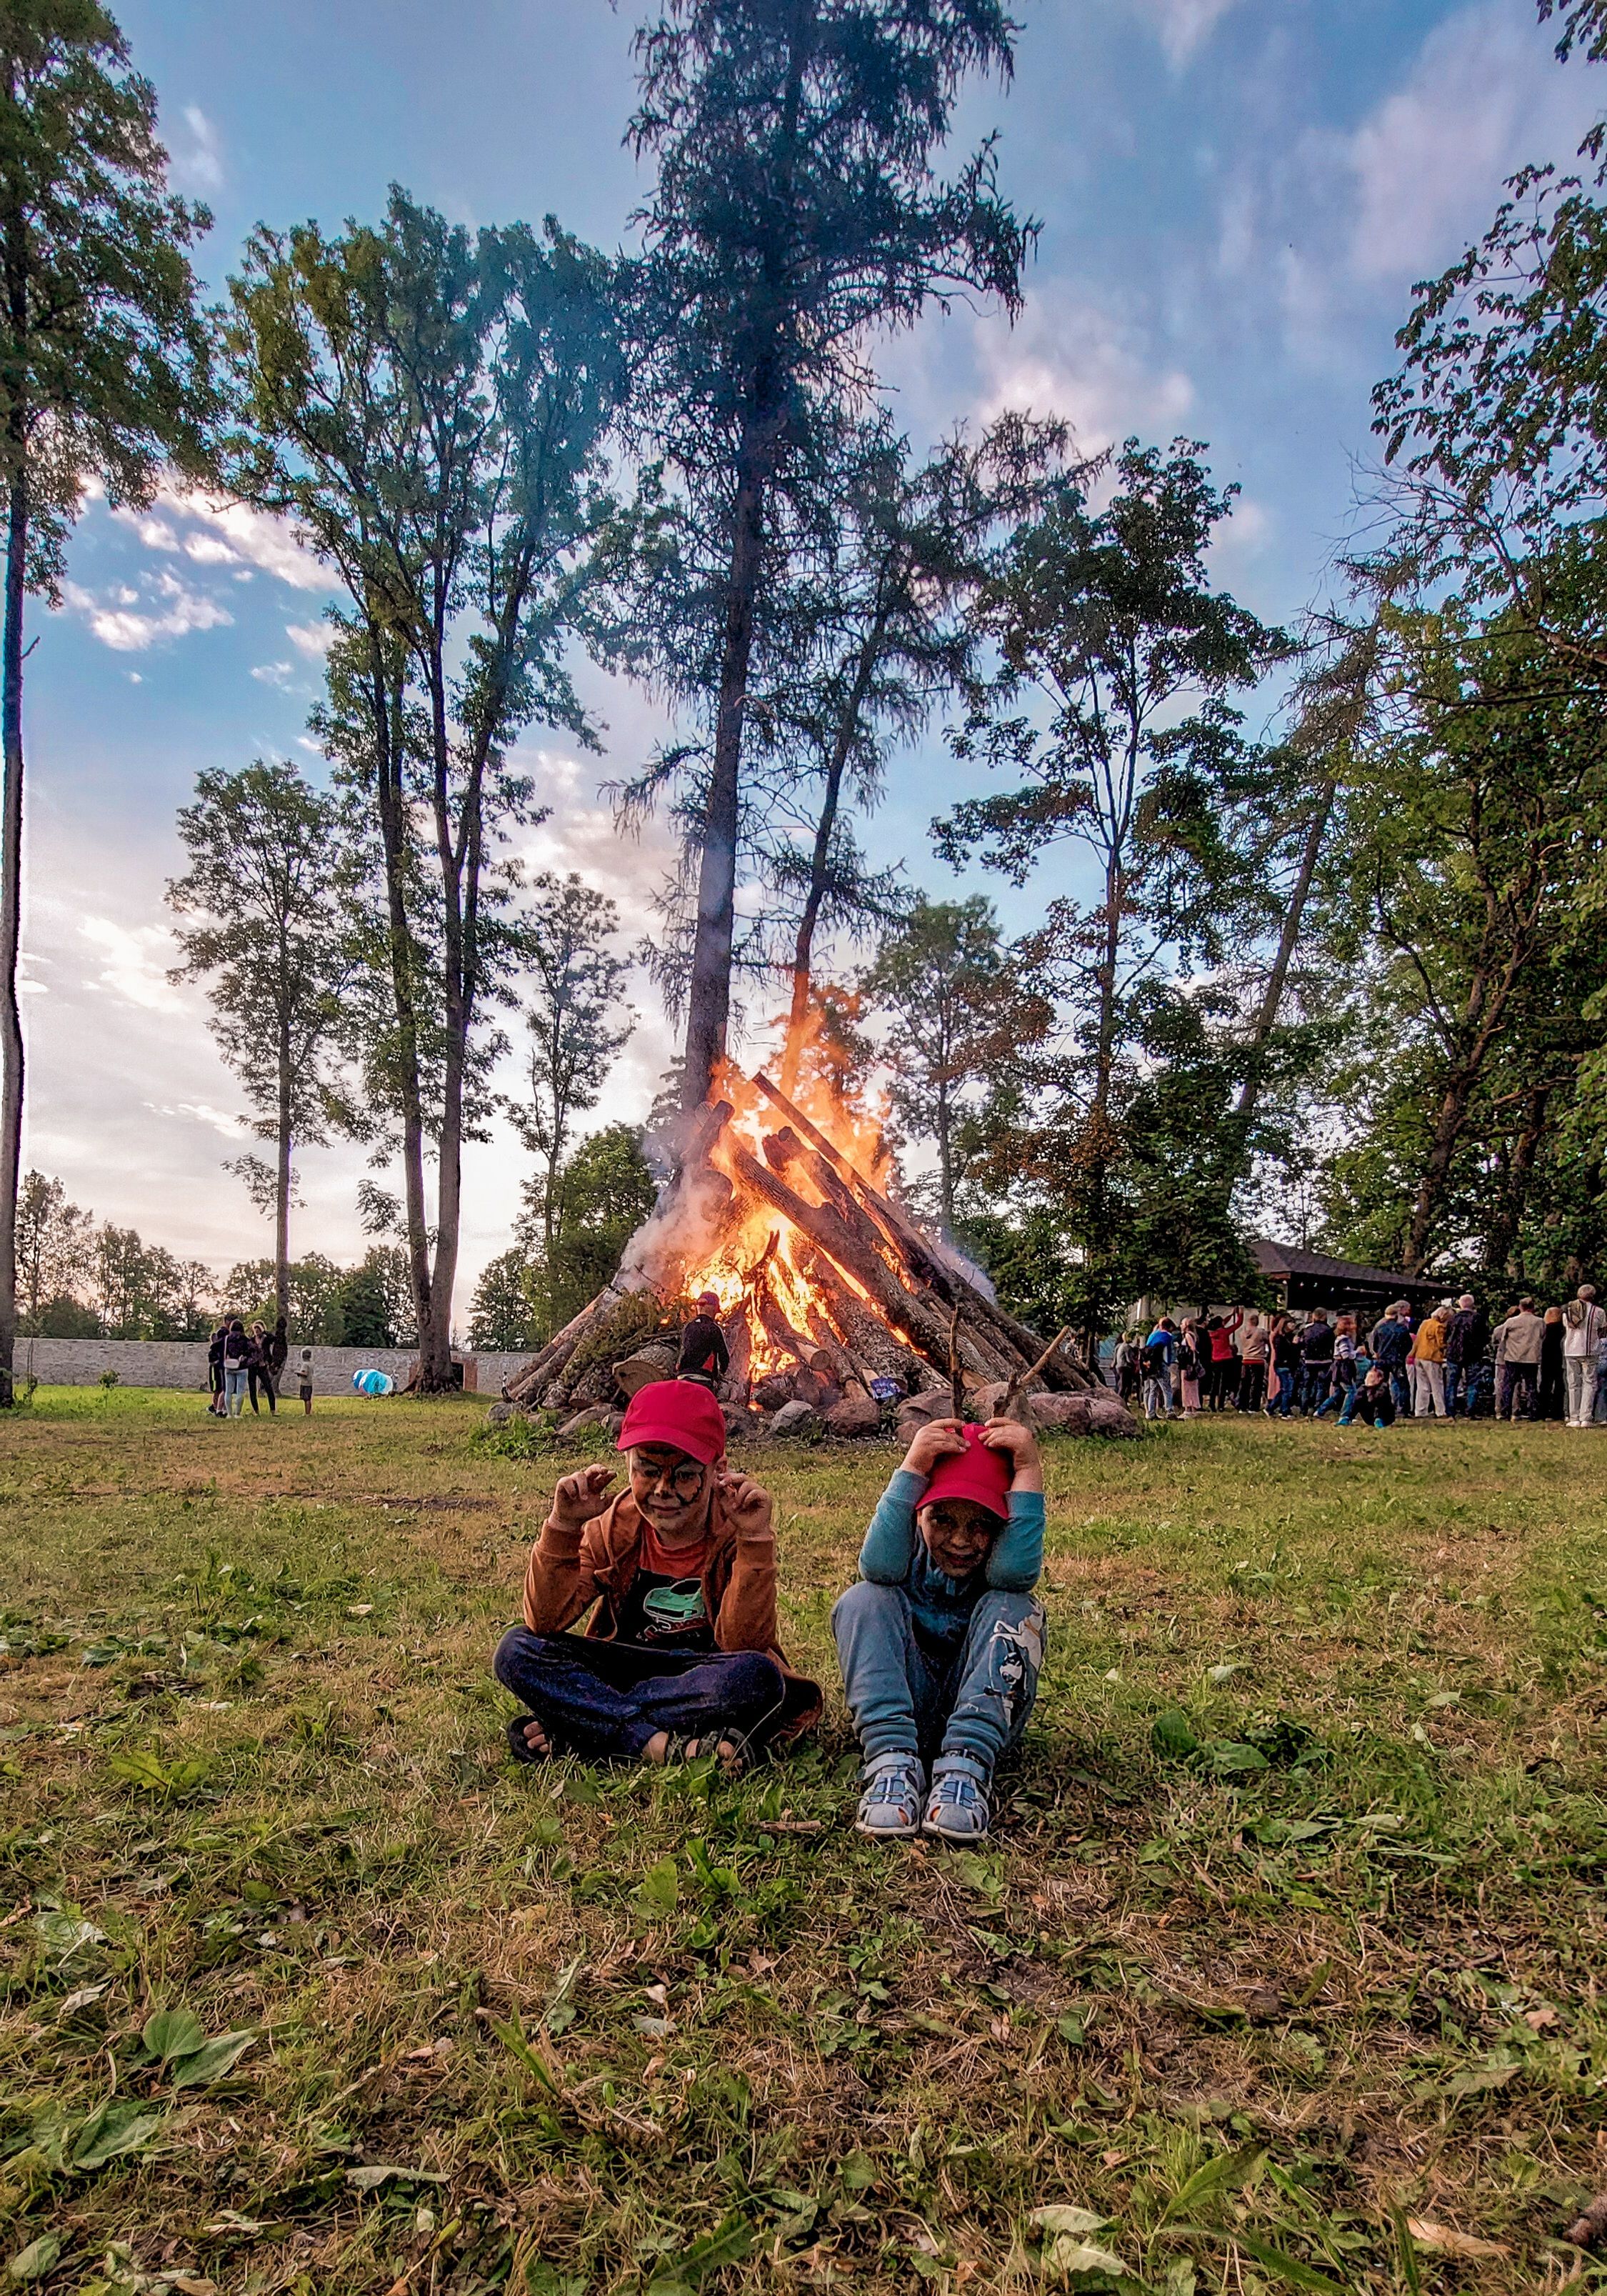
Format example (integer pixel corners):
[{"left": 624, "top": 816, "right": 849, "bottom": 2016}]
[
  {"left": 0, "top": 0, "right": 212, "bottom": 1399},
  {"left": 1313, "top": 607, "right": 1607, "bottom": 1276},
  {"left": 331, "top": 1247, "right": 416, "bottom": 1352},
  {"left": 222, "top": 191, "right": 624, "bottom": 1389},
  {"left": 861, "top": 895, "right": 1049, "bottom": 1239},
  {"left": 936, "top": 439, "right": 1288, "bottom": 1319},
  {"left": 468, "top": 1246, "right": 537, "bottom": 1351},
  {"left": 516, "top": 873, "right": 634, "bottom": 1267},
  {"left": 523, "top": 1122, "right": 658, "bottom": 1337},
  {"left": 623, "top": 0, "right": 1033, "bottom": 1109},
  {"left": 91, "top": 1224, "right": 212, "bottom": 1337},
  {"left": 221, "top": 1251, "right": 348, "bottom": 1341},
  {"left": 168, "top": 759, "right": 346, "bottom": 1322},
  {"left": 15, "top": 1168, "right": 92, "bottom": 1331},
  {"left": 771, "top": 411, "right": 1070, "bottom": 1093}
]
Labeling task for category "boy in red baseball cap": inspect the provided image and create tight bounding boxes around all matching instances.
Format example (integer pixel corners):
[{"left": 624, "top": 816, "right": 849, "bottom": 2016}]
[
  {"left": 494, "top": 1380, "right": 820, "bottom": 1772},
  {"left": 832, "top": 1414, "right": 1045, "bottom": 1842}
]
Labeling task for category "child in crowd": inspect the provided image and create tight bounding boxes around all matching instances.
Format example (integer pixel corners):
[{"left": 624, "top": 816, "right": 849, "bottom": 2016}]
[
  {"left": 833, "top": 1414, "right": 1045, "bottom": 1845},
  {"left": 1339, "top": 1363, "right": 1397, "bottom": 1428},
  {"left": 297, "top": 1348, "right": 315, "bottom": 1415},
  {"left": 494, "top": 1380, "right": 820, "bottom": 1773}
]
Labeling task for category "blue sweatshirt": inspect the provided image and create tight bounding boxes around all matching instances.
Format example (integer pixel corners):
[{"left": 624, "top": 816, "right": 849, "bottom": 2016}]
[{"left": 856, "top": 1468, "right": 1045, "bottom": 1647}]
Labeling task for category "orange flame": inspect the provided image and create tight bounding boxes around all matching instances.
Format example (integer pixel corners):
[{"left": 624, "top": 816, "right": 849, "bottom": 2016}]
[{"left": 651, "top": 1006, "right": 899, "bottom": 1386}]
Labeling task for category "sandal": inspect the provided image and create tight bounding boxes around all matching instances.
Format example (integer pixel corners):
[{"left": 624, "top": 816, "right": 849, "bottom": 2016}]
[
  {"left": 506, "top": 1714, "right": 557, "bottom": 1767},
  {"left": 660, "top": 1730, "right": 753, "bottom": 1778}
]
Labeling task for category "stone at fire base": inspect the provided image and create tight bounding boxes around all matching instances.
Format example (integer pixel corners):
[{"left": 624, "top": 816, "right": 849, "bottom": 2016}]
[
  {"left": 558, "top": 1404, "right": 611, "bottom": 1439},
  {"left": 751, "top": 1372, "right": 797, "bottom": 1412},
  {"left": 769, "top": 1399, "right": 821, "bottom": 1437},
  {"left": 824, "top": 1393, "right": 884, "bottom": 1437}
]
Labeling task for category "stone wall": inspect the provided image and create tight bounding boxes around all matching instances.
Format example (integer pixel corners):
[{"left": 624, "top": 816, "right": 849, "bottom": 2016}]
[{"left": 18, "top": 1337, "right": 536, "bottom": 1399}]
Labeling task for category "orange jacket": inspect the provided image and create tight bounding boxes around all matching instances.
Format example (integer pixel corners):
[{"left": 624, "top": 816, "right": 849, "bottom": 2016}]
[{"left": 521, "top": 1484, "right": 822, "bottom": 1741}]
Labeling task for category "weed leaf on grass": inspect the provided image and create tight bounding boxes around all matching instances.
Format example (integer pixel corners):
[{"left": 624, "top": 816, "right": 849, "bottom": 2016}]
[
  {"left": 1029, "top": 2208, "right": 1109, "bottom": 2236},
  {"left": 6, "top": 2235, "right": 61, "bottom": 2282},
  {"left": 646, "top": 2215, "right": 753, "bottom": 2296},
  {"left": 632, "top": 1855, "right": 680, "bottom": 1922},
  {"left": 143, "top": 2007, "right": 205, "bottom": 2062},
  {"left": 1231, "top": 2230, "right": 1349, "bottom": 2294},
  {"left": 170, "top": 2032, "right": 256, "bottom": 2087},
  {"left": 1160, "top": 2147, "right": 1266, "bottom": 2225},
  {"left": 69, "top": 2099, "right": 166, "bottom": 2171}
]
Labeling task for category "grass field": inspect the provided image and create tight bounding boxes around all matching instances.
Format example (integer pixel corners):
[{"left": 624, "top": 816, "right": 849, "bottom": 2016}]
[{"left": 4, "top": 1387, "right": 1607, "bottom": 2295}]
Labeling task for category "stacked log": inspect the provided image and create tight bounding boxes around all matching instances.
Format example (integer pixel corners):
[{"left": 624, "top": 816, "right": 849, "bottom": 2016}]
[{"left": 500, "top": 1072, "right": 1112, "bottom": 1429}]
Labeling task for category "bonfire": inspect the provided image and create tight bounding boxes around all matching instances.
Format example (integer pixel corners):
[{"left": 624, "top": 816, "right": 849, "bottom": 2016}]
[{"left": 500, "top": 1055, "right": 1136, "bottom": 1441}]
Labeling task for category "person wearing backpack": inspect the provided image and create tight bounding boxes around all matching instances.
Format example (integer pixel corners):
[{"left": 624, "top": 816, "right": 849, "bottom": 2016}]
[
  {"left": 1141, "top": 1318, "right": 1177, "bottom": 1421},
  {"left": 1563, "top": 1286, "right": 1606, "bottom": 1427}
]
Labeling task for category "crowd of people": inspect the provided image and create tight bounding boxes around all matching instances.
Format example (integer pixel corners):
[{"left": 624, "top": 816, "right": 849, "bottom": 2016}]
[
  {"left": 1108, "top": 1285, "right": 1607, "bottom": 1428},
  {"left": 204, "top": 1315, "right": 315, "bottom": 1418}
]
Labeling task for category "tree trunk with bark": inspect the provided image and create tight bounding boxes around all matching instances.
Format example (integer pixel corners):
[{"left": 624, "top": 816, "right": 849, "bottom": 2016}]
[
  {"left": 777, "top": 596, "right": 889, "bottom": 1099},
  {"left": 0, "top": 464, "right": 24, "bottom": 1406},
  {"left": 683, "top": 411, "right": 773, "bottom": 1112}
]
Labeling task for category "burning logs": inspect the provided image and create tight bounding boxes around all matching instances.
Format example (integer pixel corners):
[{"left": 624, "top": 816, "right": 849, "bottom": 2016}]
[{"left": 499, "top": 1071, "right": 1118, "bottom": 1434}]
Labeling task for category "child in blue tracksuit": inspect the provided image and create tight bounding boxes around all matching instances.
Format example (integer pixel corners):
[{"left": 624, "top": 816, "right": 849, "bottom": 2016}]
[{"left": 832, "top": 1415, "right": 1046, "bottom": 1845}]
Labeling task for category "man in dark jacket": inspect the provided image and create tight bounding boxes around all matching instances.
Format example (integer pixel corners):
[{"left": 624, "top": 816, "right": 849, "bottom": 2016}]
[
  {"left": 1443, "top": 1293, "right": 1490, "bottom": 1417},
  {"left": 677, "top": 1292, "right": 730, "bottom": 1388},
  {"left": 1298, "top": 1312, "right": 1335, "bottom": 1416},
  {"left": 1368, "top": 1304, "right": 1413, "bottom": 1417}
]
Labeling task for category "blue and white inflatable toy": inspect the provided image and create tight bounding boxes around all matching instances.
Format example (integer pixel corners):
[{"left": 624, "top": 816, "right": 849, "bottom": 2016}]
[{"left": 352, "top": 1368, "right": 395, "bottom": 1397}]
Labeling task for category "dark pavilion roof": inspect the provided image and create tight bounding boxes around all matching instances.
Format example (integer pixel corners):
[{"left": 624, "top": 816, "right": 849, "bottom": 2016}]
[{"left": 1248, "top": 1236, "right": 1445, "bottom": 1297}]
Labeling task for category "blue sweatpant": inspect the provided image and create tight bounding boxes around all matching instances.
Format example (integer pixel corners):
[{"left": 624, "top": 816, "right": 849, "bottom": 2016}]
[{"left": 830, "top": 1580, "right": 1045, "bottom": 1770}]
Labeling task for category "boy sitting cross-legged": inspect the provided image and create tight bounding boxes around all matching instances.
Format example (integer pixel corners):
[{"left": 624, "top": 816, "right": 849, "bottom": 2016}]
[
  {"left": 832, "top": 1414, "right": 1046, "bottom": 1843},
  {"left": 494, "top": 1379, "right": 821, "bottom": 1774}
]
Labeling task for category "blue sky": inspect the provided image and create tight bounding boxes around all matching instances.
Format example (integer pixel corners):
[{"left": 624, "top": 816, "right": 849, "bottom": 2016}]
[{"left": 26, "top": 0, "right": 1603, "bottom": 1321}]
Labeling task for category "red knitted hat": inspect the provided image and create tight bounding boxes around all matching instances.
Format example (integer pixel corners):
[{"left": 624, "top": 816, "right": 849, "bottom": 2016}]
[
  {"left": 616, "top": 1379, "right": 727, "bottom": 1466},
  {"left": 921, "top": 1424, "right": 1011, "bottom": 1522}
]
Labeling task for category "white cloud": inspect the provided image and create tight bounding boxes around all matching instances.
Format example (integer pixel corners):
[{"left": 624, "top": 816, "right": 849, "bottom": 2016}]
[
  {"left": 149, "top": 1099, "right": 246, "bottom": 1139},
  {"left": 1218, "top": 0, "right": 1607, "bottom": 364},
  {"left": 62, "top": 574, "right": 233, "bottom": 652},
  {"left": 971, "top": 289, "right": 1196, "bottom": 454},
  {"left": 1131, "top": 0, "right": 1241, "bottom": 67},
  {"left": 171, "top": 104, "right": 224, "bottom": 194},
  {"left": 116, "top": 484, "right": 330, "bottom": 592},
  {"left": 1343, "top": 2, "right": 1600, "bottom": 284},
  {"left": 251, "top": 660, "right": 296, "bottom": 687},
  {"left": 79, "top": 917, "right": 183, "bottom": 1012},
  {"left": 285, "top": 619, "right": 336, "bottom": 657}
]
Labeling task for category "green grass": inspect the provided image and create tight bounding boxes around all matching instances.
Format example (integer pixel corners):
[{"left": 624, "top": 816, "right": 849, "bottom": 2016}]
[{"left": 4, "top": 1387, "right": 1607, "bottom": 2294}]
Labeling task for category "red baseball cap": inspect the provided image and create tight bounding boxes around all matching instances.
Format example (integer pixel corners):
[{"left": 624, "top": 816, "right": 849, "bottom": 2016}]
[
  {"left": 616, "top": 1379, "right": 727, "bottom": 1466},
  {"left": 921, "top": 1424, "right": 1011, "bottom": 1522}
]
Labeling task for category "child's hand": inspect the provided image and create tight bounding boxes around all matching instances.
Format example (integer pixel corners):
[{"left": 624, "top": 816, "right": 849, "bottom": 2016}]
[
  {"left": 901, "top": 1418, "right": 968, "bottom": 1478},
  {"left": 551, "top": 1464, "right": 616, "bottom": 1529},
  {"left": 719, "top": 1472, "right": 774, "bottom": 1543},
  {"left": 982, "top": 1415, "right": 1044, "bottom": 1489}
]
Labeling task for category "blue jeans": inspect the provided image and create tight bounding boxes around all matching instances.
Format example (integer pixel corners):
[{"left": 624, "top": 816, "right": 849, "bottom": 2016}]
[
  {"left": 1312, "top": 1364, "right": 1355, "bottom": 1419},
  {"left": 1268, "top": 1367, "right": 1296, "bottom": 1416},
  {"left": 224, "top": 1366, "right": 249, "bottom": 1415},
  {"left": 831, "top": 1581, "right": 1044, "bottom": 1771},
  {"left": 493, "top": 1627, "right": 787, "bottom": 1762},
  {"left": 1447, "top": 1360, "right": 1491, "bottom": 1417}
]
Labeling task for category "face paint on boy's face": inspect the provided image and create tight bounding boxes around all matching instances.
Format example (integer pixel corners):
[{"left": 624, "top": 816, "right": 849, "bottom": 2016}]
[
  {"left": 918, "top": 1496, "right": 1001, "bottom": 1579},
  {"left": 629, "top": 1443, "right": 710, "bottom": 1541}
]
